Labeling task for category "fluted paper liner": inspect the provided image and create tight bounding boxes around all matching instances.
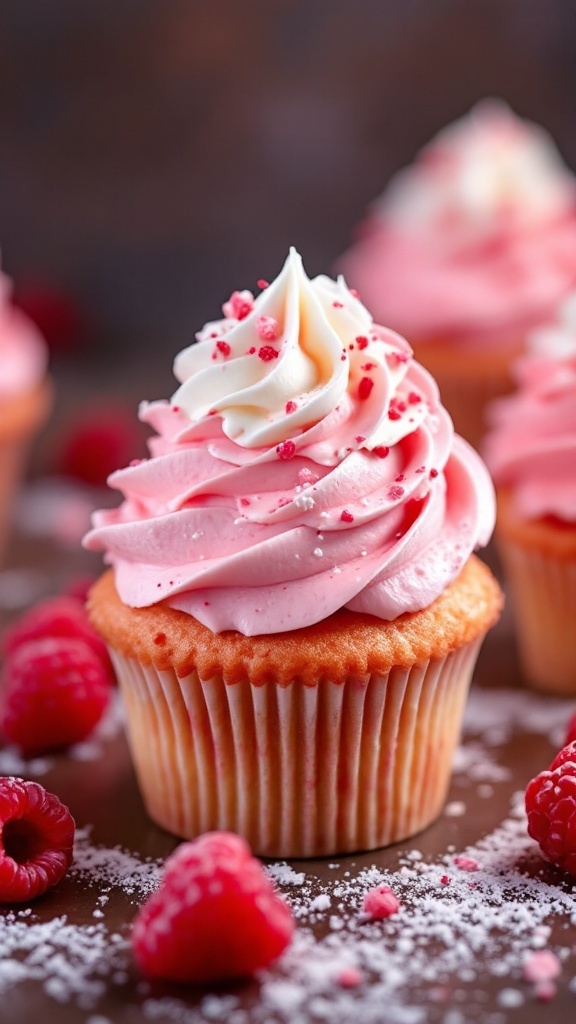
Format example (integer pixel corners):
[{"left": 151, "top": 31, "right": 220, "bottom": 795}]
[
  {"left": 110, "top": 639, "right": 481, "bottom": 858},
  {"left": 498, "top": 541, "right": 576, "bottom": 695}
]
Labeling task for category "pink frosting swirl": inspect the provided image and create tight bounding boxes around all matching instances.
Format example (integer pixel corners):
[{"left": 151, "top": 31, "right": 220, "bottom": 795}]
[
  {"left": 339, "top": 100, "right": 576, "bottom": 346},
  {"left": 0, "top": 268, "right": 48, "bottom": 400},
  {"left": 484, "top": 295, "right": 576, "bottom": 522},
  {"left": 84, "top": 249, "right": 496, "bottom": 635}
]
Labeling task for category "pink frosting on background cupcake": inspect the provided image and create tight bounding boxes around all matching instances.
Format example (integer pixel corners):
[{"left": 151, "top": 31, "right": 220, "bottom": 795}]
[{"left": 0, "top": 268, "right": 48, "bottom": 400}]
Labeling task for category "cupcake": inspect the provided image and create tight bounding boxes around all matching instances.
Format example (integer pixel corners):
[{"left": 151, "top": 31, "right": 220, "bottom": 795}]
[
  {"left": 84, "top": 248, "right": 502, "bottom": 858},
  {"left": 0, "top": 267, "right": 52, "bottom": 559},
  {"left": 339, "top": 100, "right": 576, "bottom": 450},
  {"left": 484, "top": 294, "right": 576, "bottom": 694}
]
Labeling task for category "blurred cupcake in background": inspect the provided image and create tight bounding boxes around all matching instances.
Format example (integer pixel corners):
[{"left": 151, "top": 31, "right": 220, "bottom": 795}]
[
  {"left": 339, "top": 100, "right": 576, "bottom": 449},
  {"left": 483, "top": 293, "right": 576, "bottom": 694},
  {"left": 0, "top": 264, "right": 52, "bottom": 560}
]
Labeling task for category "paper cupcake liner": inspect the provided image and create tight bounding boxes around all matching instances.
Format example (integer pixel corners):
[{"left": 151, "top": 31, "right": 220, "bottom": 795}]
[
  {"left": 498, "top": 540, "right": 576, "bottom": 694},
  {"left": 110, "top": 638, "right": 481, "bottom": 858}
]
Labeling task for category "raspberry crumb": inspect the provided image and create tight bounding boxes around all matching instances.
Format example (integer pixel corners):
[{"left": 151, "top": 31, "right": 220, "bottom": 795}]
[
  {"left": 131, "top": 832, "right": 294, "bottom": 984},
  {"left": 454, "top": 856, "right": 479, "bottom": 872},
  {"left": 276, "top": 441, "right": 296, "bottom": 461},
  {"left": 258, "top": 345, "right": 279, "bottom": 362},
  {"left": 373, "top": 446, "right": 390, "bottom": 459},
  {"left": 408, "top": 391, "right": 422, "bottom": 404},
  {"left": 355, "top": 336, "right": 369, "bottom": 349},
  {"left": 285, "top": 400, "right": 297, "bottom": 414},
  {"left": 358, "top": 377, "right": 374, "bottom": 401},
  {"left": 430, "top": 468, "right": 439, "bottom": 478},
  {"left": 337, "top": 966, "right": 363, "bottom": 988},
  {"left": 257, "top": 279, "right": 269, "bottom": 289},
  {"left": 441, "top": 875, "right": 451, "bottom": 885},
  {"left": 387, "top": 485, "right": 405, "bottom": 501},
  {"left": 363, "top": 884, "right": 401, "bottom": 920},
  {"left": 223, "top": 290, "right": 254, "bottom": 321},
  {"left": 355, "top": 435, "right": 366, "bottom": 444},
  {"left": 256, "top": 316, "right": 279, "bottom": 341},
  {"left": 340, "top": 510, "right": 354, "bottom": 523},
  {"left": 0, "top": 777, "right": 75, "bottom": 902}
]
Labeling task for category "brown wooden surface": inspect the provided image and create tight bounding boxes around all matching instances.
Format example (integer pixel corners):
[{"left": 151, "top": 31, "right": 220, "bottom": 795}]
[{"left": 0, "top": 524, "right": 574, "bottom": 1023}]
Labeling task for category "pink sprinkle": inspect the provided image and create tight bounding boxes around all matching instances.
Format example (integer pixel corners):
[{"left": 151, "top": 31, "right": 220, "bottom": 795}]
[
  {"left": 523, "top": 950, "right": 561, "bottom": 985},
  {"left": 430, "top": 468, "right": 439, "bottom": 479},
  {"left": 356, "top": 335, "right": 369, "bottom": 350},
  {"left": 257, "top": 278, "right": 269, "bottom": 289},
  {"left": 337, "top": 967, "right": 363, "bottom": 989},
  {"left": 258, "top": 345, "right": 279, "bottom": 362},
  {"left": 358, "top": 377, "right": 374, "bottom": 401},
  {"left": 363, "top": 885, "right": 401, "bottom": 920},
  {"left": 257, "top": 315, "right": 279, "bottom": 341},
  {"left": 223, "top": 290, "right": 254, "bottom": 320},
  {"left": 454, "top": 856, "right": 479, "bottom": 872},
  {"left": 440, "top": 875, "right": 451, "bottom": 885},
  {"left": 276, "top": 440, "right": 296, "bottom": 461},
  {"left": 240, "top": 498, "right": 250, "bottom": 506},
  {"left": 374, "top": 446, "right": 390, "bottom": 459},
  {"left": 387, "top": 485, "right": 405, "bottom": 500},
  {"left": 355, "top": 435, "right": 366, "bottom": 444},
  {"left": 340, "top": 510, "right": 354, "bottom": 523},
  {"left": 215, "top": 339, "right": 231, "bottom": 357},
  {"left": 408, "top": 391, "right": 422, "bottom": 404},
  {"left": 332, "top": 300, "right": 344, "bottom": 308},
  {"left": 285, "top": 400, "right": 297, "bottom": 414}
]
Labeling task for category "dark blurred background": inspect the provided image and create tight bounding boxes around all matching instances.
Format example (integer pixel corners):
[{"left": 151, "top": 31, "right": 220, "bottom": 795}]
[{"left": 1, "top": 0, "right": 576, "bottom": 410}]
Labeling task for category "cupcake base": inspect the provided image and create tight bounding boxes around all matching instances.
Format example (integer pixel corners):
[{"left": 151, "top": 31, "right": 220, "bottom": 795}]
[
  {"left": 0, "top": 380, "right": 52, "bottom": 560},
  {"left": 89, "top": 556, "right": 502, "bottom": 858},
  {"left": 411, "top": 336, "right": 522, "bottom": 451},
  {"left": 496, "top": 490, "right": 576, "bottom": 695}
]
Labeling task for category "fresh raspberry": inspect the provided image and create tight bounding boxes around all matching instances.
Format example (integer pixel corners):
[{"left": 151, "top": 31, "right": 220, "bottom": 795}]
[
  {"left": 132, "top": 831, "right": 294, "bottom": 983},
  {"left": 54, "top": 404, "right": 146, "bottom": 487},
  {"left": 0, "top": 637, "right": 111, "bottom": 756},
  {"left": 362, "top": 884, "right": 401, "bottom": 920},
  {"left": 2, "top": 595, "right": 114, "bottom": 683},
  {"left": 525, "top": 743, "right": 576, "bottom": 876},
  {"left": 565, "top": 713, "right": 576, "bottom": 747},
  {"left": 0, "top": 777, "right": 75, "bottom": 901}
]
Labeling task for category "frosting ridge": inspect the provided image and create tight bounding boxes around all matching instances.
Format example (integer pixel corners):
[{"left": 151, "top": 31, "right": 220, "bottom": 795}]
[{"left": 84, "top": 249, "right": 496, "bottom": 635}]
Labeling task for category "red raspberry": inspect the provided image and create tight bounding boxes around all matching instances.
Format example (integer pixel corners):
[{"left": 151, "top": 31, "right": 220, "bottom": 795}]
[
  {"left": 525, "top": 742, "right": 576, "bottom": 876},
  {"left": 132, "top": 831, "right": 294, "bottom": 984},
  {"left": 0, "top": 777, "right": 75, "bottom": 901},
  {"left": 565, "top": 713, "right": 576, "bottom": 747},
  {"left": 2, "top": 595, "right": 114, "bottom": 683},
  {"left": 0, "top": 637, "right": 111, "bottom": 756},
  {"left": 54, "top": 405, "right": 146, "bottom": 487}
]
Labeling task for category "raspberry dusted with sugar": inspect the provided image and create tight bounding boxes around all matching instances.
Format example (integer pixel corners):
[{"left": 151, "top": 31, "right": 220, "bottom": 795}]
[
  {"left": 223, "top": 290, "right": 254, "bottom": 321},
  {"left": 2, "top": 595, "right": 114, "bottom": 684},
  {"left": 525, "top": 741, "right": 576, "bottom": 876},
  {"left": 0, "top": 778, "right": 75, "bottom": 902},
  {"left": 132, "top": 831, "right": 294, "bottom": 984},
  {"left": 362, "top": 884, "right": 401, "bottom": 920},
  {"left": 0, "top": 637, "right": 111, "bottom": 756}
]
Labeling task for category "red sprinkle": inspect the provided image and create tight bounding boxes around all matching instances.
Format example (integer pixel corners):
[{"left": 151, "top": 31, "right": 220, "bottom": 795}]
[
  {"left": 256, "top": 316, "right": 278, "bottom": 341},
  {"left": 258, "top": 345, "right": 279, "bottom": 362},
  {"left": 276, "top": 440, "right": 296, "bottom": 461},
  {"left": 285, "top": 401, "right": 297, "bottom": 414},
  {"left": 430, "top": 468, "right": 439, "bottom": 478},
  {"left": 358, "top": 377, "right": 374, "bottom": 401},
  {"left": 355, "top": 336, "right": 369, "bottom": 350},
  {"left": 215, "top": 340, "right": 231, "bottom": 357},
  {"left": 340, "top": 510, "right": 354, "bottom": 523},
  {"left": 388, "top": 408, "right": 401, "bottom": 421},
  {"left": 373, "top": 446, "right": 390, "bottom": 459}
]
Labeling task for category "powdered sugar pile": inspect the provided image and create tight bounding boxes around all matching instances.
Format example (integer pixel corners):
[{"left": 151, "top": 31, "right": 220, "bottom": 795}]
[{"left": 0, "top": 685, "right": 574, "bottom": 1021}]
